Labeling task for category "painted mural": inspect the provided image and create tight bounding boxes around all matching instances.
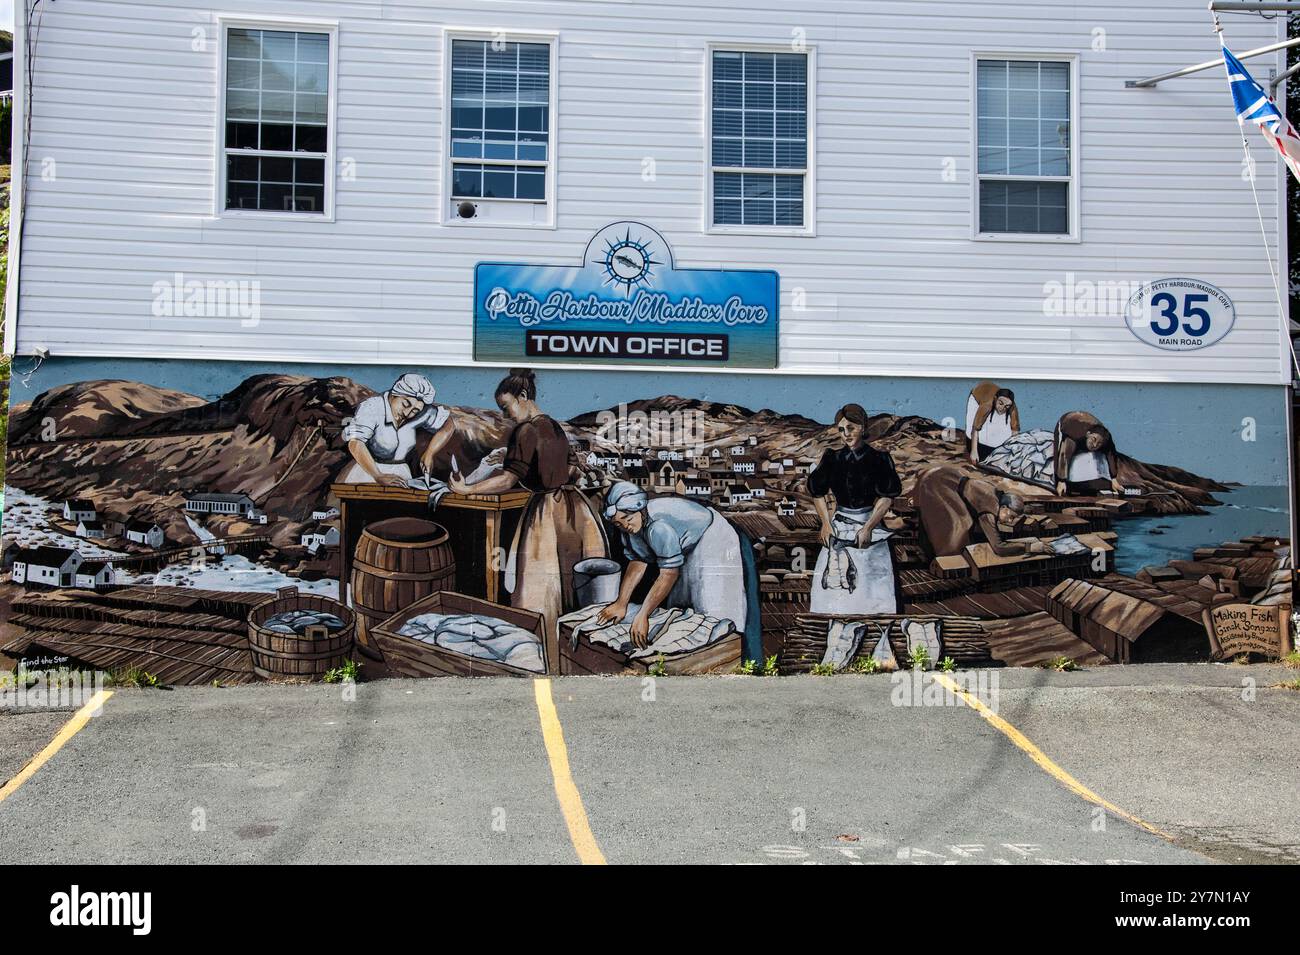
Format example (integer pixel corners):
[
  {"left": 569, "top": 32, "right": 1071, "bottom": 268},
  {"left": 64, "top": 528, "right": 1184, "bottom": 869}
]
[{"left": 0, "top": 363, "right": 1291, "bottom": 684}]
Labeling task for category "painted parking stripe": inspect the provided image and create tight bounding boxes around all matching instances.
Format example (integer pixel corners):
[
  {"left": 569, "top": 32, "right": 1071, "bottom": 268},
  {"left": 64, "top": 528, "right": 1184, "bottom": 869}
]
[
  {"left": 931, "top": 673, "right": 1171, "bottom": 840},
  {"left": 532, "top": 679, "right": 607, "bottom": 865},
  {"left": 0, "top": 689, "right": 114, "bottom": 806}
]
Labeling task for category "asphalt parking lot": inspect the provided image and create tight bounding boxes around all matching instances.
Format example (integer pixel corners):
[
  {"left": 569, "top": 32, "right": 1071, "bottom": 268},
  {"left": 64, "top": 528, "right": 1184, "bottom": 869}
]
[{"left": 0, "top": 663, "right": 1297, "bottom": 865}]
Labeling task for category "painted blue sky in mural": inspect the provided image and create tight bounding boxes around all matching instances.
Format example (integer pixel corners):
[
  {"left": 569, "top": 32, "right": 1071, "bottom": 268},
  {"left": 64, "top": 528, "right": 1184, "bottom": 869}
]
[{"left": 11, "top": 357, "right": 1288, "bottom": 486}]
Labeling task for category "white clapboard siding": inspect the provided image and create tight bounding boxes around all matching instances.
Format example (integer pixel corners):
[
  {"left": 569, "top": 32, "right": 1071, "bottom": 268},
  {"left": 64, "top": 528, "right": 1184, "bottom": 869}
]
[{"left": 8, "top": 0, "right": 1289, "bottom": 384}]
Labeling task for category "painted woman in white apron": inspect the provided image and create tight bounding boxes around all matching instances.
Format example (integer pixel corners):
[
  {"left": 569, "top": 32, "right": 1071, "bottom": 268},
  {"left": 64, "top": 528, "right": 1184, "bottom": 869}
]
[
  {"left": 807, "top": 403, "right": 903, "bottom": 615},
  {"left": 1053, "top": 410, "right": 1123, "bottom": 497},
  {"left": 968, "top": 387, "right": 1019, "bottom": 463},
  {"left": 340, "top": 373, "right": 456, "bottom": 485},
  {"left": 597, "top": 482, "right": 756, "bottom": 650}
]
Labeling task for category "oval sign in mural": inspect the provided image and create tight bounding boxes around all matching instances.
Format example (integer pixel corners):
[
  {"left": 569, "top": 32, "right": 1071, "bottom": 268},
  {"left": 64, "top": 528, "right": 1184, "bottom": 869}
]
[{"left": 1124, "top": 278, "right": 1235, "bottom": 351}]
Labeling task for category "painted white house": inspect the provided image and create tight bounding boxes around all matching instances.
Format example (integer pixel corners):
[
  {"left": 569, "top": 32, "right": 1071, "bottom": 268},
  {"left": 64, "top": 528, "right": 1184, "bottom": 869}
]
[
  {"left": 184, "top": 492, "right": 257, "bottom": 518},
  {"left": 724, "top": 484, "right": 754, "bottom": 505},
  {"left": 74, "top": 561, "right": 116, "bottom": 589},
  {"left": 300, "top": 525, "right": 341, "bottom": 553},
  {"left": 677, "top": 476, "right": 713, "bottom": 499},
  {"left": 11, "top": 547, "right": 83, "bottom": 587},
  {"left": 125, "top": 521, "right": 166, "bottom": 549},
  {"left": 76, "top": 519, "right": 107, "bottom": 540},
  {"left": 311, "top": 506, "right": 340, "bottom": 521},
  {"left": 62, "top": 500, "right": 96, "bottom": 523}
]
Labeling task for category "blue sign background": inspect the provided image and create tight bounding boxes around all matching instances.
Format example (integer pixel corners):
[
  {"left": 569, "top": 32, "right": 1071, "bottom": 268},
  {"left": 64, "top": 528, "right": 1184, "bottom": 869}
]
[{"left": 473, "top": 221, "right": 779, "bottom": 368}]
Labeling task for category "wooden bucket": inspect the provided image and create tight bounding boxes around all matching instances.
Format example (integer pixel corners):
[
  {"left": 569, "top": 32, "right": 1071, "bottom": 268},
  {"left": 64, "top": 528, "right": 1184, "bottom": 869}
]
[
  {"left": 350, "top": 517, "right": 456, "bottom": 659},
  {"left": 247, "top": 586, "right": 355, "bottom": 680}
]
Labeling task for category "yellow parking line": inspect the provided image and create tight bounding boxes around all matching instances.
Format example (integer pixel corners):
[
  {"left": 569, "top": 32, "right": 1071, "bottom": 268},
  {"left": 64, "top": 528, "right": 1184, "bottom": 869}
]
[
  {"left": 532, "top": 679, "right": 607, "bottom": 865},
  {"left": 0, "top": 689, "right": 113, "bottom": 806},
  {"left": 932, "top": 673, "right": 1171, "bottom": 840}
]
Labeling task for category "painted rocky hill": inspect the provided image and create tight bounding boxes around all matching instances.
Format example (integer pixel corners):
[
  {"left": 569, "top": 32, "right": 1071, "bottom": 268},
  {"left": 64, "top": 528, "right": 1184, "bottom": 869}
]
[
  {"left": 3, "top": 375, "right": 510, "bottom": 548},
  {"left": 568, "top": 395, "right": 1228, "bottom": 514},
  {"left": 4, "top": 378, "right": 1229, "bottom": 554}
]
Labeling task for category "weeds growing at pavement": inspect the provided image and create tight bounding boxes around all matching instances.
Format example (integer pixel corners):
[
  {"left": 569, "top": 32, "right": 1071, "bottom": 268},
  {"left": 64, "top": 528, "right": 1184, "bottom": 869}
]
[
  {"left": 809, "top": 662, "right": 836, "bottom": 676},
  {"left": 848, "top": 656, "right": 879, "bottom": 674},
  {"left": 1044, "top": 655, "right": 1079, "bottom": 672},
  {"left": 733, "top": 658, "right": 757, "bottom": 675},
  {"left": 1282, "top": 650, "right": 1300, "bottom": 670},
  {"left": 939, "top": 656, "right": 956, "bottom": 672},
  {"left": 648, "top": 655, "right": 667, "bottom": 678},
  {"left": 762, "top": 654, "right": 779, "bottom": 677},
  {"left": 909, "top": 643, "right": 930, "bottom": 671},
  {"left": 107, "top": 667, "right": 161, "bottom": 688},
  {"left": 323, "top": 659, "right": 361, "bottom": 684}
]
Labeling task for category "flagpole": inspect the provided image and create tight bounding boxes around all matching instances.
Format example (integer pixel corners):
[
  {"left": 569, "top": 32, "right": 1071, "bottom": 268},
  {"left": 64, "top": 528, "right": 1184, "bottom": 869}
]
[{"left": 1214, "top": 9, "right": 1300, "bottom": 380}]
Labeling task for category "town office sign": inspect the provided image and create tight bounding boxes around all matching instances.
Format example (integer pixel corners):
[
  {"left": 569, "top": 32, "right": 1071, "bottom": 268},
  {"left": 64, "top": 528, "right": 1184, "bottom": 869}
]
[{"left": 473, "top": 221, "right": 779, "bottom": 368}]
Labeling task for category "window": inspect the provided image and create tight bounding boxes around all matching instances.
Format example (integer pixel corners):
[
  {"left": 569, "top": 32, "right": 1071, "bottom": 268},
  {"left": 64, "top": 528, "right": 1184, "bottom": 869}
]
[
  {"left": 448, "top": 37, "right": 552, "bottom": 206},
  {"left": 222, "top": 24, "right": 333, "bottom": 215},
  {"left": 709, "top": 48, "right": 811, "bottom": 232},
  {"left": 976, "top": 57, "right": 1074, "bottom": 237}
]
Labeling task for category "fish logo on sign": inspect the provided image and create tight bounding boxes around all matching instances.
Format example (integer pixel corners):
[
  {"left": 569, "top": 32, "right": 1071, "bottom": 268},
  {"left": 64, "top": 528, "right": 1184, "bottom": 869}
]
[{"left": 1123, "top": 278, "right": 1235, "bottom": 351}]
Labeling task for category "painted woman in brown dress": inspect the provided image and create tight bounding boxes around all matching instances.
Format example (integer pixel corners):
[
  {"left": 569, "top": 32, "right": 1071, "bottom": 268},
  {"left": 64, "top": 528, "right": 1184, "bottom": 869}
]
[{"left": 449, "top": 369, "right": 608, "bottom": 655}]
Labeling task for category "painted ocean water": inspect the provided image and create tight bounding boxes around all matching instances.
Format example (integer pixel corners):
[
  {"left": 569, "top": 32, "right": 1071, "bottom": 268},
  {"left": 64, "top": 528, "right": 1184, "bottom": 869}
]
[{"left": 1112, "top": 485, "right": 1290, "bottom": 576}]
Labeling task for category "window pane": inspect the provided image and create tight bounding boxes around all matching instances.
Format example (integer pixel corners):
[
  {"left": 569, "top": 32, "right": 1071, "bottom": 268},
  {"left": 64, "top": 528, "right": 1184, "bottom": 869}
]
[
  {"left": 714, "top": 198, "right": 742, "bottom": 223},
  {"left": 226, "top": 58, "right": 260, "bottom": 90},
  {"left": 714, "top": 172, "right": 803, "bottom": 227},
  {"left": 710, "top": 48, "right": 809, "bottom": 228},
  {"left": 449, "top": 38, "right": 551, "bottom": 179},
  {"left": 295, "top": 124, "right": 326, "bottom": 153},
  {"left": 226, "top": 121, "right": 258, "bottom": 149},
  {"left": 261, "top": 60, "right": 294, "bottom": 92},
  {"left": 224, "top": 26, "right": 331, "bottom": 171},
  {"left": 516, "top": 169, "right": 545, "bottom": 200},
  {"left": 451, "top": 162, "right": 545, "bottom": 200},
  {"left": 225, "top": 154, "right": 330, "bottom": 212},
  {"left": 298, "top": 33, "right": 330, "bottom": 64},
  {"left": 261, "top": 123, "right": 292, "bottom": 151},
  {"left": 978, "top": 179, "right": 1068, "bottom": 234},
  {"left": 226, "top": 89, "right": 259, "bottom": 121},
  {"left": 228, "top": 28, "right": 261, "bottom": 60},
  {"left": 452, "top": 163, "right": 483, "bottom": 197},
  {"left": 976, "top": 57, "right": 1071, "bottom": 232}
]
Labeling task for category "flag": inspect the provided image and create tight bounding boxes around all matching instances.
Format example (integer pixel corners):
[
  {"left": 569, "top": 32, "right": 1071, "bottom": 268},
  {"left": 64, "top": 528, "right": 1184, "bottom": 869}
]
[{"left": 1222, "top": 44, "right": 1300, "bottom": 183}]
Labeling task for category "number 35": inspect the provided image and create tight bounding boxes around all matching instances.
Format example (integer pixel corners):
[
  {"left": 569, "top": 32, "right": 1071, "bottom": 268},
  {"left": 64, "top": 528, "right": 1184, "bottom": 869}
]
[{"left": 1150, "top": 292, "right": 1211, "bottom": 337}]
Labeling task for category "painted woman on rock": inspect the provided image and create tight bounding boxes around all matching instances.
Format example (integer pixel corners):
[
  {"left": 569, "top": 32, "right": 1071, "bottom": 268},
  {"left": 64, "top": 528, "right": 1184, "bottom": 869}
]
[
  {"left": 807, "top": 403, "right": 903, "bottom": 614},
  {"left": 597, "top": 481, "right": 761, "bottom": 660},
  {"left": 449, "top": 369, "right": 608, "bottom": 646},
  {"left": 340, "top": 373, "right": 456, "bottom": 486}
]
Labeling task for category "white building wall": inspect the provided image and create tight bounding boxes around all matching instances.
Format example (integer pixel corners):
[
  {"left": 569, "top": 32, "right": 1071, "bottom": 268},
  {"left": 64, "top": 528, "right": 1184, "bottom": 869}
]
[{"left": 7, "top": 0, "right": 1289, "bottom": 384}]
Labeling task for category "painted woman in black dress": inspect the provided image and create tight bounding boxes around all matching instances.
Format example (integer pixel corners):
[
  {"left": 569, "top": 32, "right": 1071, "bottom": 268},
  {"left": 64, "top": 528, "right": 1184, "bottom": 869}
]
[{"left": 449, "top": 369, "right": 608, "bottom": 653}]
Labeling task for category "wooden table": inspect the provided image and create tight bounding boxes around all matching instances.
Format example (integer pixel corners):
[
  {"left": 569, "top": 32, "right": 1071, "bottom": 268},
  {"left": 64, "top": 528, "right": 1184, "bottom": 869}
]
[{"left": 331, "top": 483, "right": 531, "bottom": 605}]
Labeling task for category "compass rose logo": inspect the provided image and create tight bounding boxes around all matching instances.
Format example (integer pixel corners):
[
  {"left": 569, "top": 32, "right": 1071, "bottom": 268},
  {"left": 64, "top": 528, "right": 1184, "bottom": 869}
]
[{"left": 601, "top": 228, "right": 661, "bottom": 296}]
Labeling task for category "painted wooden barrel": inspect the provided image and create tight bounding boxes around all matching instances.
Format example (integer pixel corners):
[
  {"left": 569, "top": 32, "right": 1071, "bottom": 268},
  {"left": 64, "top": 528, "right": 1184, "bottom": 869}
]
[
  {"left": 350, "top": 517, "right": 456, "bottom": 659},
  {"left": 247, "top": 586, "right": 355, "bottom": 680}
]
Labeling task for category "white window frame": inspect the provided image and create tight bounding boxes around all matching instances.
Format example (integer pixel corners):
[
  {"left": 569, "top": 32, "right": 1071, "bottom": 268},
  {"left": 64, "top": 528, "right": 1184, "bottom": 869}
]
[
  {"left": 971, "top": 51, "right": 1080, "bottom": 243},
  {"left": 215, "top": 13, "right": 339, "bottom": 222},
  {"left": 704, "top": 42, "right": 816, "bottom": 237},
  {"left": 440, "top": 28, "right": 559, "bottom": 229}
]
